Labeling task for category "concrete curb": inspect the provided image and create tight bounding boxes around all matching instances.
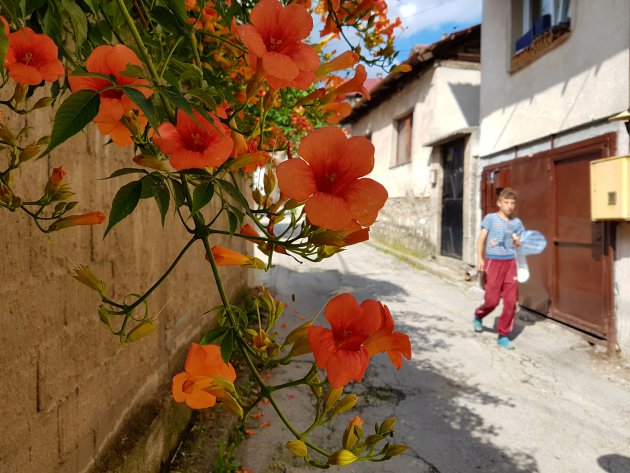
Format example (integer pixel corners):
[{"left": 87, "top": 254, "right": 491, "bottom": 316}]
[{"left": 367, "top": 240, "right": 480, "bottom": 293}]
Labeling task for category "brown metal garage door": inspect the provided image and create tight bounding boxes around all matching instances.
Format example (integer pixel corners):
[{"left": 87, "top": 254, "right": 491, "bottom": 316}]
[{"left": 481, "top": 133, "right": 616, "bottom": 339}]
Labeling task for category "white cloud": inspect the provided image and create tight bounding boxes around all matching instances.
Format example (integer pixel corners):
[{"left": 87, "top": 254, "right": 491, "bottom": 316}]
[{"left": 390, "top": 0, "right": 482, "bottom": 37}]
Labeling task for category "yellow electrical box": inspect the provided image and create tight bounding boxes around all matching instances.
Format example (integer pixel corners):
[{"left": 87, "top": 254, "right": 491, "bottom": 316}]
[{"left": 590, "top": 155, "right": 630, "bottom": 220}]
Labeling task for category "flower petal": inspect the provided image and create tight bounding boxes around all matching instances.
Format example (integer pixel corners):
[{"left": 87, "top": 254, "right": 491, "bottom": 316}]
[
  {"left": 324, "top": 293, "right": 362, "bottom": 331},
  {"left": 336, "top": 136, "right": 375, "bottom": 181},
  {"left": 307, "top": 326, "right": 336, "bottom": 369},
  {"left": 325, "top": 347, "right": 370, "bottom": 388},
  {"left": 153, "top": 122, "right": 182, "bottom": 155},
  {"left": 278, "top": 4, "right": 313, "bottom": 42},
  {"left": 339, "top": 178, "right": 388, "bottom": 222},
  {"left": 305, "top": 192, "right": 352, "bottom": 231},
  {"left": 105, "top": 44, "right": 142, "bottom": 76},
  {"left": 85, "top": 45, "right": 117, "bottom": 75},
  {"left": 95, "top": 98, "right": 126, "bottom": 123},
  {"left": 298, "top": 127, "right": 348, "bottom": 179},
  {"left": 186, "top": 389, "right": 217, "bottom": 409},
  {"left": 284, "top": 43, "right": 319, "bottom": 72},
  {"left": 262, "top": 52, "right": 299, "bottom": 80},
  {"left": 236, "top": 25, "right": 267, "bottom": 57},
  {"left": 8, "top": 63, "right": 42, "bottom": 85},
  {"left": 170, "top": 149, "right": 207, "bottom": 171},
  {"left": 68, "top": 75, "right": 111, "bottom": 93},
  {"left": 172, "top": 372, "right": 191, "bottom": 403},
  {"left": 250, "top": 0, "right": 282, "bottom": 38},
  {"left": 275, "top": 158, "right": 317, "bottom": 201}
]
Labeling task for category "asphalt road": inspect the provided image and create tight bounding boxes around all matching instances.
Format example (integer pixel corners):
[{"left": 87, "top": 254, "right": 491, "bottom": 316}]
[{"left": 236, "top": 243, "right": 630, "bottom": 473}]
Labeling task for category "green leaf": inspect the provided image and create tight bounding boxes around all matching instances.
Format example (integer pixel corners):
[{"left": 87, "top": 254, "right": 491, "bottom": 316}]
[
  {"left": 42, "top": 3, "right": 62, "bottom": 38},
  {"left": 158, "top": 87, "right": 194, "bottom": 117},
  {"left": 165, "top": 0, "right": 189, "bottom": 28},
  {"left": 227, "top": 208, "right": 243, "bottom": 236},
  {"left": 102, "top": 168, "right": 148, "bottom": 180},
  {"left": 151, "top": 5, "right": 184, "bottom": 34},
  {"left": 191, "top": 180, "right": 214, "bottom": 214},
  {"left": 170, "top": 179, "right": 186, "bottom": 209},
  {"left": 121, "top": 63, "right": 144, "bottom": 78},
  {"left": 120, "top": 85, "right": 160, "bottom": 132},
  {"left": 199, "top": 326, "right": 229, "bottom": 345},
  {"left": 0, "top": 21, "right": 8, "bottom": 70},
  {"left": 151, "top": 177, "right": 170, "bottom": 226},
  {"left": 26, "top": 0, "right": 47, "bottom": 13},
  {"left": 217, "top": 179, "right": 248, "bottom": 209},
  {"left": 187, "top": 87, "right": 218, "bottom": 109},
  {"left": 81, "top": 0, "right": 96, "bottom": 15},
  {"left": 140, "top": 176, "right": 154, "bottom": 199},
  {"left": 0, "top": 0, "right": 24, "bottom": 20},
  {"left": 46, "top": 90, "right": 100, "bottom": 155},
  {"left": 220, "top": 330, "right": 234, "bottom": 364},
  {"left": 63, "top": 2, "right": 88, "bottom": 49},
  {"left": 104, "top": 180, "right": 143, "bottom": 237}
]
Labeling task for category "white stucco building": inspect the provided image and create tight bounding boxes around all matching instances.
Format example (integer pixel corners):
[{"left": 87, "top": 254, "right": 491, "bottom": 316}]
[{"left": 343, "top": 26, "right": 481, "bottom": 266}]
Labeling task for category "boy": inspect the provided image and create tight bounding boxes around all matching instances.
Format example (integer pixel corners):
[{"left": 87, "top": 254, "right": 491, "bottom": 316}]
[{"left": 473, "top": 188, "right": 524, "bottom": 349}]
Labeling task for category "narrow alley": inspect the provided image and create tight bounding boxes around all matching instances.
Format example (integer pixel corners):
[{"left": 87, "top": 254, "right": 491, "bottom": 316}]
[{"left": 237, "top": 243, "right": 630, "bottom": 473}]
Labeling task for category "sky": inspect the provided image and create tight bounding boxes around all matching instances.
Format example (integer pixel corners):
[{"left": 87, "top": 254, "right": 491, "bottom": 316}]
[{"left": 320, "top": 0, "right": 483, "bottom": 77}]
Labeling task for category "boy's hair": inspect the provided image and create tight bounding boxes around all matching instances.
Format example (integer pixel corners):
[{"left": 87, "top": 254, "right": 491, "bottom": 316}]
[{"left": 498, "top": 187, "right": 518, "bottom": 201}]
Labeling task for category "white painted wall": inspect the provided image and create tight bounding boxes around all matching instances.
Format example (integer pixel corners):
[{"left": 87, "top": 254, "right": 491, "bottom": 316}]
[
  {"left": 350, "top": 61, "right": 480, "bottom": 263},
  {"left": 353, "top": 62, "right": 481, "bottom": 198},
  {"left": 480, "top": 0, "right": 630, "bottom": 157}
]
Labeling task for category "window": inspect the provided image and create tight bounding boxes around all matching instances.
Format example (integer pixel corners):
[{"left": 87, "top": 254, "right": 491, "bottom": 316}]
[
  {"left": 394, "top": 113, "right": 413, "bottom": 166},
  {"left": 511, "top": 0, "right": 571, "bottom": 71}
]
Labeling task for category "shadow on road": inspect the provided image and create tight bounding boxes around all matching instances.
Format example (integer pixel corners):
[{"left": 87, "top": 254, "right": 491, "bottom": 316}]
[
  {"left": 598, "top": 454, "right": 630, "bottom": 473},
  {"left": 265, "top": 263, "right": 541, "bottom": 473}
]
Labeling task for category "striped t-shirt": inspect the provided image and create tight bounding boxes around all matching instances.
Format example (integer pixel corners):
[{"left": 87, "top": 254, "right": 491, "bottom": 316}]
[{"left": 481, "top": 213, "right": 525, "bottom": 260}]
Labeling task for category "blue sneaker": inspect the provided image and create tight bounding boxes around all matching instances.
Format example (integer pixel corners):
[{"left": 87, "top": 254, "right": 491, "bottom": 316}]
[
  {"left": 472, "top": 318, "right": 483, "bottom": 333},
  {"left": 497, "top": 336, "right": 515, "bottom": 350}
]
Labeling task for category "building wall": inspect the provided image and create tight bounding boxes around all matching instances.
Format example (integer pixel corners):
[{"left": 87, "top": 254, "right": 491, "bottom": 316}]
[
  {"left": 0, "top": 108, "right": 248, "bottom": 472},
  {"left": 351, "top": 62, "right": 480, "bottom": 262},
  {"left": 480, "top": 0, "right": 630, "bottom": 157},
  {"left": 480, "top": 0, "right": 630, "bottom": 352}
]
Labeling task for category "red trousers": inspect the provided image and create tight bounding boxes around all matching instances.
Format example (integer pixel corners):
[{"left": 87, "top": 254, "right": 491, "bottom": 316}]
[{"left": 475, "top": 259, "right": 518, "bottom": 337}]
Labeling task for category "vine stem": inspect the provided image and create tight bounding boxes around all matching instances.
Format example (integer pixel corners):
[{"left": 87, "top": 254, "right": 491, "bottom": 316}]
[
  {"left": 102, "top": 236, "right": 196, "bottom": 310},
  {"left": 115, "top": 0, "right": 174, "bottom": 119},
  {"left": 179, "top": 173, "right": 330, "bottom": 459}
]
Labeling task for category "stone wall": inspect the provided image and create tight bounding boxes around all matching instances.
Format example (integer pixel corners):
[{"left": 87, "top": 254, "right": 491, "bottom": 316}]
[
  {"left": 0, "top": 109, "right": 248, "bottom": 472},
  {"left": 371, "top": 196, "right": 435, "bottom": 258}
]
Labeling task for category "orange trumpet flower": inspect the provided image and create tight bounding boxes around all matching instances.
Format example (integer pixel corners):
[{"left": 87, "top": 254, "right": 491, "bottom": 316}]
[
  {"left": 325, "top": 65, "right": 370, "bottom": 102},
  {"left": 236, "top": 0, "right": 319, "bottom": 89},
  {"left": 68, "top": 45, "right": 153, "bottom": 124},
  {"left": 307, "top": 293, "right": 381, "bottom": 388},
  {"left": 5, "top": 28, "right": 64, "bottom": 85},
  {"left": 172, "top": 343, "right": 237, "bottom": 409},
  {"left": 208, "top": 245, "right": 266, "bottom": 269},
  {"left": 49, "top": 212, "right": 106, "bottom": 232},
  {"left": 153, "top": 109, "right": 233, "bottom": 171},
  {"left": 275, "top": 126, "right": 387, "bottom": 231},
  {"left": 363, "top": 301, "right": 412, "bottom": 369}
]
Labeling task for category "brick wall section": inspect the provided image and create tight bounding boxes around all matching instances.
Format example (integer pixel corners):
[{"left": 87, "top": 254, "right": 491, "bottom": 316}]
[
  {"left": 0, "top": 108, "right": 249, "bottom": 473},
  {"left": 371, "top": 196, "right": 436, "bottom": 257}
]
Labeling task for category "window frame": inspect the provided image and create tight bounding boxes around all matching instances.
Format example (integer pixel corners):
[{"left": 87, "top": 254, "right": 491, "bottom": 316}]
[
  {"left": 393, "top": 111, "right": 413, "bottom": 168},
  {"left": 510, "top": 0, "right": 572, "bottom": 72}
]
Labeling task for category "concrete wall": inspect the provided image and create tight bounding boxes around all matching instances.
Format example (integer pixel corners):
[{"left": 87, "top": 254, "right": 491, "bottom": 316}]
[
  {"left": 480, "top": 0, "right": 630, "bottom": 157},
  {"left": 351, "top": 61, "right": 480, "bottom": 263},
  {"left": 370, "top": 196, "right": 434, "bottom": 257},
  {"left": 0, "top": 108, "right": 248, "bottom": 472}
]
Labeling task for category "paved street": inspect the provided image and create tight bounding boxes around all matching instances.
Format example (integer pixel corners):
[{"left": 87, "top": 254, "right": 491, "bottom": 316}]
[{"left": 237, "top": 243, "right": 630, "bottom": 473}]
